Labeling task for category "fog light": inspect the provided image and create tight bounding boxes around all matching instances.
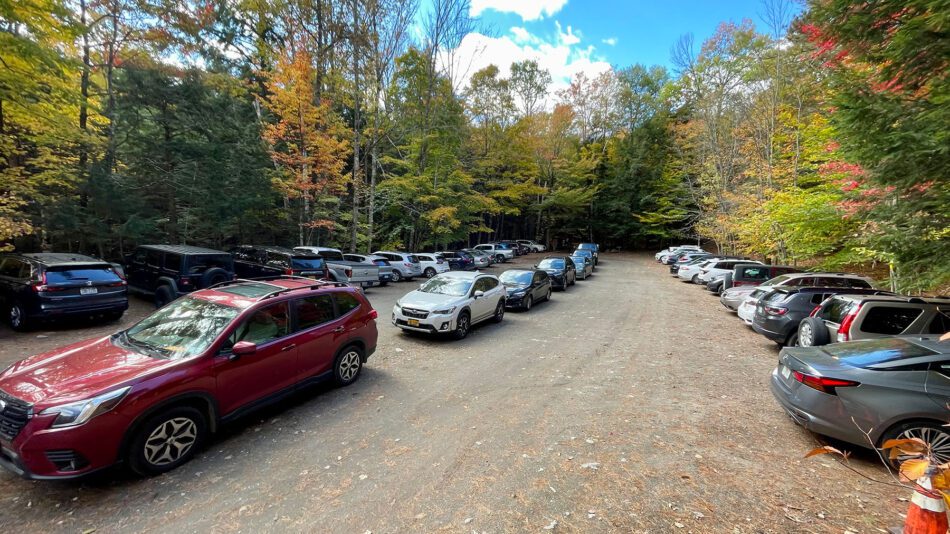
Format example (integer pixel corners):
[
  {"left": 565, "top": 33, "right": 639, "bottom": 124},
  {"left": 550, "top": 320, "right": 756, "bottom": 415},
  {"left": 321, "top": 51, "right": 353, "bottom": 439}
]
[{"left": 440, "top": 322, "right": 449, "bottom": 331}]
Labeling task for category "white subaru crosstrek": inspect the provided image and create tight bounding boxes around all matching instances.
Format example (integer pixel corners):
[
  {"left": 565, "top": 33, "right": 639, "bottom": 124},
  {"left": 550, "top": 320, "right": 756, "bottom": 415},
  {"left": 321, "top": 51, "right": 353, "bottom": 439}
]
[{"left": 392, "top": 271, "right": 506, "bottom": 339}]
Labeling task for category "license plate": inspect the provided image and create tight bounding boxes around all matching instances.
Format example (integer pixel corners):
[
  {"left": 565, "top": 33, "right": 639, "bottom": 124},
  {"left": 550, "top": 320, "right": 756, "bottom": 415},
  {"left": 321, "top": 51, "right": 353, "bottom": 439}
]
[
  {"left": 408, "top": 319, "right": 419, "bottom": 327},
  {"left": 781, "top": 365, "right": 791, "bottom": 379},
  {"left": 80, "top": 287, "right": 98, "bottom": 295}
]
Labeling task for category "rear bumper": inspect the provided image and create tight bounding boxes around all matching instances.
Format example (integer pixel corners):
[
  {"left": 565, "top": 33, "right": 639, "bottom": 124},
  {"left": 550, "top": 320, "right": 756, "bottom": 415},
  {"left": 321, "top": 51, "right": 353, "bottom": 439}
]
[
  {"left": 769, "top": 368, "right": 867, "bottom": 446},
  {"left": 31, "top": 298, "right": 128, "bottom": 319},
  {"left": 752, "top": 321, "right": 789, "bottom": 343}
]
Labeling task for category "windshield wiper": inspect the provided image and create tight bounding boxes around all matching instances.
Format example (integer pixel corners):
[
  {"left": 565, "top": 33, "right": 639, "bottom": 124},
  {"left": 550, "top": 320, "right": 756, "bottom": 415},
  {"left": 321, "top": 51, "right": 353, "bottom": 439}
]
[{"left": 119, "top": 331, "right": 171, "bottom": 358}]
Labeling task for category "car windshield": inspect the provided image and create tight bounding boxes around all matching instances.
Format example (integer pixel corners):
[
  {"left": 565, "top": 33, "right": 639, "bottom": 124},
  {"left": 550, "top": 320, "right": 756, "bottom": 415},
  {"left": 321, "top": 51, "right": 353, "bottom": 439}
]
[
  {"left": 292, "top": 257, "right": 324, "bottom": 269},
  {"left": 45, "top": 266, "right": 119, "bottom": 284},
  {"left": 825, "top": 338, "right": 939, "bottom": 368},
  {"left": 500, "top": 271, "right": 533, "bottom": 285},
  {"left": 538, "top": 259, "right": 565, "bottom": 269},
  {"left": 419, "top": 277, "right": 473, "bottom": 296},
  {"left": 571, "top": 257, "right": 586, "bottom": 266},
  {"left": 123, "top": 297, "right": 240, "bottom": 359},
  {"left": 575, "top": 250, "right": 592, "bottom": 257}
]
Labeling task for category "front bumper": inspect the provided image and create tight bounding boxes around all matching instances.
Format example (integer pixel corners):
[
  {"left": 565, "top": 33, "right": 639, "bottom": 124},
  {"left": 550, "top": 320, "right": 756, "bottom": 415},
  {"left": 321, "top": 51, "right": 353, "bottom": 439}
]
[
  {"left": 392, "top": 308, "right": 457, "bottom": 334},
  {"left": 550, "top": 277, "right": 566, "bottom": 289},
  {"left": 504, "top": 293, "right": 528, "bottom": 307}
]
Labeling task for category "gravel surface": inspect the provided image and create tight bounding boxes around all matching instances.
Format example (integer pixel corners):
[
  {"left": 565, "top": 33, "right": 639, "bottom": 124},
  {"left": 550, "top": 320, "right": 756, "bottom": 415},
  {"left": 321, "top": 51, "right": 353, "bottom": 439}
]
[{"left": 0, "top": 253, "right": 909, "bottom": 533}]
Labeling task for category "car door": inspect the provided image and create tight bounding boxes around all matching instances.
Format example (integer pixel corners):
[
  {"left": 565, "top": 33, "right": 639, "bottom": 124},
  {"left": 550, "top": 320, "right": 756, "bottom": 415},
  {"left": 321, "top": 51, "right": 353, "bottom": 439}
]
[
  {"left": 213, "top": 301, "right": 299, "bottom": 415},
  {"left": 292, "top": 293, "right": 344, "bottom": 380},
  {"left": 531, "top": 271, "right": 546, "bottom": 300},
  {"left": 0, "top": 258, "right": 29, "bottom": 311},
  {"left": 922, "top": 362, "right": 950, "bottom": 415},
  {"left": 470, "top": 278, "right": 494, "bottom": 320},
  {"left": 127, "top": 249, "right": 149, "bottom": 290}
]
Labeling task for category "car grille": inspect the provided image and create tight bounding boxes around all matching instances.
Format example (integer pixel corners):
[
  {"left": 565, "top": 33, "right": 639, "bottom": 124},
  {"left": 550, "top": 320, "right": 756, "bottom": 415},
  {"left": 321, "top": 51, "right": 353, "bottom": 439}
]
[
  {"left": 401, "top": 307, "right": 429, "bottom": 319},
  {"left": 0, "top": 390, "right": 31, "bottom": 441}
]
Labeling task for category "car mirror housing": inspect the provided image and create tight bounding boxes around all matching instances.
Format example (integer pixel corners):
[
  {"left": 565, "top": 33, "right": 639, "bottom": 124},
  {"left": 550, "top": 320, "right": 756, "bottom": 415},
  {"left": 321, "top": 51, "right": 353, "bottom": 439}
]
[
  {"left": 232, "top": 341, "right": 257, "bottom": 356},
  {"left": 473, "top": 290, "right": 485, "bottom": 299}
]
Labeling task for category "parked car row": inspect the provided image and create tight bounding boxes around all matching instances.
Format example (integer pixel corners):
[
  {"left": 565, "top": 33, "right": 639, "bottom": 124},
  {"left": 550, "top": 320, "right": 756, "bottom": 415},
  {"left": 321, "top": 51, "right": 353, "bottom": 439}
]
[
  {"left": 392, "top": 244, "right": 598, "bottom": 339},
  {"left": 655, "top": 246, "right": 950, "bottom": 468}
]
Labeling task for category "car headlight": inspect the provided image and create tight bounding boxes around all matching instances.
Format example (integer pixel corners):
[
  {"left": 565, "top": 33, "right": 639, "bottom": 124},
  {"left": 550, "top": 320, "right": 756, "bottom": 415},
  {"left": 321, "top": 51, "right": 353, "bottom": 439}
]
[
  {"left": 394, "top": 302, "right": 402, "bottom": 312},
  {"left": 432, "top": 307, "right": 456, "bottom": 315},
  {"left": 39, "top": 387, "right": 131, "bottom": 428}
]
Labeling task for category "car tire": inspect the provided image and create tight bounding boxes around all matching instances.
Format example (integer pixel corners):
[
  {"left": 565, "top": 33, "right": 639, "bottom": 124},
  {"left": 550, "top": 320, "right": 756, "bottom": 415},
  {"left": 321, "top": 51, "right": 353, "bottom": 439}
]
[
  {"left": 569, "top": 274, "right": 575, "bottom": 286},
  {"left": 453, "top": 311, "right": 471, "bottom": 340},
  {"left": 391, "top": 270, "right": 402, "bottom": 283},
  {"left": 495, "top": 255, "right": 504, "bottom": 263},
  {"left": 691, "top": 274, "right": 700, "bottom": 284},
  {"left": 881, "top": 421, "right": 950, "bottom": 467},
  {"left": 797, "top": 317, "right": 829, "bottom": 347},
  {"left": 8, "top": 301, "right": 30, "bottom": 332},
  {"left": 333, "top": 345, "right": 364, "bottom": 386},
  {"left": 544, "top": 288, "right": 552, "bottom": 302},
  {"left": 523, "top": 295, "right": 533, "bottom": 311},
  {"left": 200, "top": 267, "right": 229, "bottom": 289},
  {"left": 492, "top": 300, "right": 505, "bottom": 323},
  {"left": 424, "top": 267, "right": 436, "bottom": 278},
  {"left": 128, "top": 406, "right": 208, "bottom": 477},
  {"left": 105, "top": 311, "right": 125, "bottom": 323},
  {"left": 784, "top": 331, "right": 799, "bottom": 347},
  {"left": 154, "top": 285, "right": 175, "bottom": 308}
]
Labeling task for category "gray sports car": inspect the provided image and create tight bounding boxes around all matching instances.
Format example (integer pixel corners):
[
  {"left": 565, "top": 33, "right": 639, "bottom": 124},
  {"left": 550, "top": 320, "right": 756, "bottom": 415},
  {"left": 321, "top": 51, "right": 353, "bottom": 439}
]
[{"left": 770, "top": 335, "right": 950, "bottom": 462}]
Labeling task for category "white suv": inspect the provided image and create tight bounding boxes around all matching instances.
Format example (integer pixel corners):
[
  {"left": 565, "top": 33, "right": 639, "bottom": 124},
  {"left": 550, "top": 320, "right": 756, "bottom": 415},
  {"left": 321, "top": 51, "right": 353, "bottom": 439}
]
[
  {"left": 474, "top": 244, "right": 514, "bottom": 263},
  {"left": 372, "top": 251, "right": 423, "bottom": 282},
  {"left": 414, "top": 253, "right": 450, "bottom": 278},
  {"left": 698, "top": 259, "right": 763, "bottom": 284},
  {"left": 392, "top": 271, "right": 506, "bottom": 339}
]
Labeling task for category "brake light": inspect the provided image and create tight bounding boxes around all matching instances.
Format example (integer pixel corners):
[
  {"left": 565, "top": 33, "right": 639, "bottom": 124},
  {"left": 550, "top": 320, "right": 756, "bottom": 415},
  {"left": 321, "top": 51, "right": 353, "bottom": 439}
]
[
  {"left": 31, "top": 273, "right": 55, "bottom": 292},
  {"left": 179, "top": 277, "right": 191, "bottom": 286},
  {"left": 108, "top": 280, "right": 126, "bottom": 287},
  {"left": 111, "top": 267, "right": 126, "bottom": 280},
  {"left": 809, "top": 305, "right": 821, "bottom": 317},
  {"left": 368, "top": 309, "right": 379, "bottom": 320},
  {"left": 792, "top": 370, "right": 859, "bottom": 394},
  {"left": 285, "top": 268, "right": 294, "bottom": 275},
  {"left": 837, "top": 305, "right": 862, "bottom": 342},
  {"left": 764, "top": 306, "right": 787, "bottom": 316}
]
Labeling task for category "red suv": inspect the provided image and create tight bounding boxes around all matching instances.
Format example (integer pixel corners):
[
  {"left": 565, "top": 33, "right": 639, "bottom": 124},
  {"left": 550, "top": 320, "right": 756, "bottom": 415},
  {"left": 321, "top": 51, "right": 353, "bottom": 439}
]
[{"left": 0, "top": 277, "right": 378, "bottom": 479}]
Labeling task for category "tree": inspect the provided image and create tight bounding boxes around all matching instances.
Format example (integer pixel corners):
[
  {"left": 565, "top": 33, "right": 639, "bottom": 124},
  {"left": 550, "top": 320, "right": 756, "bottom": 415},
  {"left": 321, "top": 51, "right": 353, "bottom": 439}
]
[{"left": 510, "top": 60, "right": 551, "bottom": 118}]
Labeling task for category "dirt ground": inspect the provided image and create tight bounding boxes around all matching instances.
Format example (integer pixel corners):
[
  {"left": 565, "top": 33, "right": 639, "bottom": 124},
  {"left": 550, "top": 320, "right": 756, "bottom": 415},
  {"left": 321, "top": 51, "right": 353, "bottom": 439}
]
[{"left": 0, "top": 253, "right": 909, "bottom": 533}]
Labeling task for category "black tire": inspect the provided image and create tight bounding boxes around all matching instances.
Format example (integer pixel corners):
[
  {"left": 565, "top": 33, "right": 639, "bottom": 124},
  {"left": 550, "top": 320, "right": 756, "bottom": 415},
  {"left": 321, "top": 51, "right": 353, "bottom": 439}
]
[
  {"left": 104, "top": 311, "right": 125, "bottom": 323},
  {"left": 523, "top": 295, "right": 533, "bottom": 311},
  {"left": 881, "top": 421, "right": 950, "bottom": 467},
  {"left": 8, "top": 301, "right": 30, "bottom": 332},
  {"left": 691, "top": 274, "right": 700, "bottom": 284},
  {"left": 200, "top": 267, "right": 229, "bottom": 289},
  {"left": 453, "top": 311, "right": 471, "bottom": 340},
  {"left": 391, "top": 270, "right": 402, "bottom": 283},
  {"left": 569, "top": 274, "right": 576, "bottom": 286},
  {"left": 128, "top": 406, "right": 208, "bottom": 477},
  {"left": 424, "top": 267, "right": 436, "bottom": 278},
  {"left": 492, "top": 300, "right": 505, "bottom": 323},
  {"left": 798, "top": 317, "right": 830, "bottom": 347},
  {"left": 784, "top": 331, "right": 799, "bottom": 347},
  {"left": 495, "top": 255, "right": 504, "bottom": 263},
  {"left": 154, "top": 285, "right": 175, "bottom": 308},
  {"left": 544, "top": 288, "right": 552, "bottom": 302},
  {"left": 333, "top": 345, "right": 364, "bottom": 386}
]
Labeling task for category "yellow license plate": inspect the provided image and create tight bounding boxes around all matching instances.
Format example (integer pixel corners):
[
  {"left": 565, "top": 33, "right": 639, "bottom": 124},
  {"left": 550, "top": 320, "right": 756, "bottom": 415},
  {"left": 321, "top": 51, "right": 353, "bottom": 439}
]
[{"left": 408, "top": 319, "right": 419, "bottom": 327}]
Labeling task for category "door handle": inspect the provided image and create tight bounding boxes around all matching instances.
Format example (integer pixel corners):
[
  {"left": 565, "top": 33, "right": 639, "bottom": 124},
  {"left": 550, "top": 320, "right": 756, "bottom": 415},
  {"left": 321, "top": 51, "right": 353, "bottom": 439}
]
[
  {"left": 280, "top": 344, "right": 296, "bottom": 352},
  {"left": 332, "top": 326, "right": 345, "bottom": 333}
]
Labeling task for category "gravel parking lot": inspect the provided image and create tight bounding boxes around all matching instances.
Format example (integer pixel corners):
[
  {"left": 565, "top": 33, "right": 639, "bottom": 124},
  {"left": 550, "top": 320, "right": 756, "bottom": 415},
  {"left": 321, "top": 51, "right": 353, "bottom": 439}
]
[{"left": 0, "top": 253, "right": 908, "bottom": 533}]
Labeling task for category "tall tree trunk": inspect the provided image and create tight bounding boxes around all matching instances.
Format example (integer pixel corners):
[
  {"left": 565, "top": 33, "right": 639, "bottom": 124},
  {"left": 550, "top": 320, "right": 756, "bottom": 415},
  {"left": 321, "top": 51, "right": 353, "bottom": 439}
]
[
  {"left": 349, "top": 0, "right": 362, "bottom": 253},
  {"left": 78, "top": 0, "right": 91, "bottom": 208}
]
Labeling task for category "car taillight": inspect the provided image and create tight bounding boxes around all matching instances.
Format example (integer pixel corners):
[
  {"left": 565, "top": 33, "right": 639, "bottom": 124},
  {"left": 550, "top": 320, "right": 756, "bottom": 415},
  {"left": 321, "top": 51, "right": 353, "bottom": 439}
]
[
  {"left": 111, "top": 267, "right": 126, "bottom": 280},
  {"left": 792, "top": 370, "right": 859, "bottom": 395},
  {"left": 108, "top": 280, "right": 126, "bottom": 287},
  {"left": 368, "top": 309, "right": 379, "bottom": 320},
  {"left": 31, "top": 273, "right": 56, "bottom": 292},
  {"left": 809, "top": 305, "right": 821, "bottom": 317},
  {"left": 764, "top": 306, "right": 787, "bottom": 316},
  {"left": 837, "top": 305, "right": 862, "bottom": 342},
  {"left": 179, "top": 277, "right": 191, "bottom": 286},
  {"left": 285, "top": 268, "right": 294, "bottom": 275}
]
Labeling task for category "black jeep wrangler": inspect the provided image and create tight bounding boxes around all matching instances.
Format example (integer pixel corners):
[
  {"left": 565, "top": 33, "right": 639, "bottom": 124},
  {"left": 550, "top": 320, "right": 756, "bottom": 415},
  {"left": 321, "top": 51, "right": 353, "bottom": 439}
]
[{"left": 125, "top": 245, "right": 235, "bottom": 307}]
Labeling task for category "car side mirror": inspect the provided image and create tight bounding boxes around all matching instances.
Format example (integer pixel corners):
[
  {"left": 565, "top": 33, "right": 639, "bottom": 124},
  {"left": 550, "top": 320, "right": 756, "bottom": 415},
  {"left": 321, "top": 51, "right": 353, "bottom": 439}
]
[
  {"left": 473, "top": 290, "right": 485, "bottom": 299},
  {"left": 230, "top": 341, "right": 257, "bottom": 360}
]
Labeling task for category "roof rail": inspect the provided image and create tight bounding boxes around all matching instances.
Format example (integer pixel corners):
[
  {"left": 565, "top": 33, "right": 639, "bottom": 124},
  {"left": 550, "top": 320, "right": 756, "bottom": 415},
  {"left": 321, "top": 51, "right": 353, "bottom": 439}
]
[{"left": 207, "top": 275, "right": 350, "bottom": 299}]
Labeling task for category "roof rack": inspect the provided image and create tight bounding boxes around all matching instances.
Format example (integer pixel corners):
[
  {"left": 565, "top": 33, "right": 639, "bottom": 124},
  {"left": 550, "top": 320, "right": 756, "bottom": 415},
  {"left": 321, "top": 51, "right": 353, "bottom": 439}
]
[{"left": 207, "top": 275, "right": 350, "bottom": 299}]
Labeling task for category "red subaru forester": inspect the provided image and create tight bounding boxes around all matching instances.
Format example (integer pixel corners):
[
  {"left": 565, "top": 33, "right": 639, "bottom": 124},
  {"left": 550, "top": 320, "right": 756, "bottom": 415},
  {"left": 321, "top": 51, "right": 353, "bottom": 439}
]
[{"left": 0, "top": 277, "right": 378, "bottom": 479}]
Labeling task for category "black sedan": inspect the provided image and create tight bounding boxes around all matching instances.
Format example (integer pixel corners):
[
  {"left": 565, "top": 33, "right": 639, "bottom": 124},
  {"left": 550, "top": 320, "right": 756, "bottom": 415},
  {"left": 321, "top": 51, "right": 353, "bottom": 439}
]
[
  {"left": 536, "top": 256, "right": 576, "bottom": 290},
  {"left": 499, "top": 269, "right": 552, "bottom": 311}
]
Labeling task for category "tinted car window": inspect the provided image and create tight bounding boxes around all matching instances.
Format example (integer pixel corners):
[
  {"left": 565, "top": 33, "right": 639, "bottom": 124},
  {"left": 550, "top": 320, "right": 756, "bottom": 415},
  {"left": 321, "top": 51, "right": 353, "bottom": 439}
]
[
  {"left": 928, "top": 312, "right": 950, "bottom": 334},
  {"left": 859, "top": 306, "right": 924, "bottom": 335},
  {"left": 146, "top": 250, "right": 162, "bottom": 267},
  {"left": 45, "top": 267, "right": 119, "bottom": 284},
  {"left": 821, "top": 298, "right": 855, "bottom": 323},
  {"left": 292, "top": 257, "right": 325, "bottom": 270},
  {"left": 265, "top": 251, "right": 290, "bottom": 268},
  {"left": 848, "top": 279, "right": 872, "bottom": 289},
  {"left": 164, "top": 253, "right": 182, "bottom": 273},
  {"left": 232, "top": 303, "right": 290, "bottom": 345},
  {"left": 318, "top": 249, "right": 345, "bottom": 261},
  {"left": 788, "top": 277, "right": 814, "bottom": 287},
  {"left": 763, "top": 291, "right": 788, "bottom": 304},
  {"left": 764, "top": 274, "right": 793, "bottom": 286},
  {"left": 810, "top": 293, "right": 830, "bottom": 305},
  {"left": 815, "top": 277, "right": 848, "bottom": 288},
  {"left": 335, "top": 293, "right": 361, "bottom": 316},
  {"left": 132, "top": 249, "right": 148, "bottom": 264},
  {"left": 738, "top": 266, "right": 770, "bottom": 281},
  {"left": 0, "top": 259, "right": 25, "bottom": 278},
  {"left": 295, "top": 295, "right": 335, "bottom": 330},
  {"left": 186, "top": 254, "right": 233, "bottom": 272}
]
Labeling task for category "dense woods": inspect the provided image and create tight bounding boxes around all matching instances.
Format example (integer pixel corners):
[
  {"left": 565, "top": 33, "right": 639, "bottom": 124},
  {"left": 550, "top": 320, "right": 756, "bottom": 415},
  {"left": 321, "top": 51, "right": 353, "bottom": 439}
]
[{"left": 1, "top": 0, "right": 946, "bottom": 291}]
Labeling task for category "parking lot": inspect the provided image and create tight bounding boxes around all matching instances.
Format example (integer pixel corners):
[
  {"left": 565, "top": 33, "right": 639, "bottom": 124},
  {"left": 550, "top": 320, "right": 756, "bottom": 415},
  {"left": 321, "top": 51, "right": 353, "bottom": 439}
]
[{"left": 0, "top": 253, "right": 908, "bottom": 533}]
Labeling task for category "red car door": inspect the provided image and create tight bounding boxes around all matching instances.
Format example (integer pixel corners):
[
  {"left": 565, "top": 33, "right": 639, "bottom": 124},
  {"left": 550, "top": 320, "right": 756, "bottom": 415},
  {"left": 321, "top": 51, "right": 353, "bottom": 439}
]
[
  {"left": 292, "top": 293, "right": 350, "bottom": 380},
  {"left": 213, "top": 301, "right": 299, "bottom": 415}
]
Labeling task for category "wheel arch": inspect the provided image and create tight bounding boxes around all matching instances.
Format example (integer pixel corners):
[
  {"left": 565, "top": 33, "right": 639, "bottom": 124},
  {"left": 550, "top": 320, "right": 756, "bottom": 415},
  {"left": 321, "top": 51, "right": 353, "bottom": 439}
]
[
  {"left": 118, "top": 391, "right": 219, "bottom": 462},
  {"left": 876, "top": 417, "right": 950, "bottom": 447},
  {"left": 337, "top": 338, "right": 368, "bottom": 362}
]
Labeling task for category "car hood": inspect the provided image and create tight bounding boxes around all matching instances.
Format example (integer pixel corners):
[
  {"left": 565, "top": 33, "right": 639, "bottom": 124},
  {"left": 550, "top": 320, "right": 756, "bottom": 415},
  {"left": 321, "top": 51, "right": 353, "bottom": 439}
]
[
  {"left": 543, "top": 269, "right": 564, "bottom": 276},
  {"left": 0, "top": 336, "right": 174, "bottom": 406},
  {"left": 504, "top": 285, "right": 529, "bottom": 294},
  {"left": 399, "top": 291, "right": 464, "bottom": 310}
]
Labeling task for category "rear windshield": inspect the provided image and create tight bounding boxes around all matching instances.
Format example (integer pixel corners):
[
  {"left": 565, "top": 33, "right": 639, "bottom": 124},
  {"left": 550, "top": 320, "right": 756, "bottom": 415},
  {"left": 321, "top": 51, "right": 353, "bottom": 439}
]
[
  {"left": 46, "top": 266, "right": 119, "bottom": 284},
  {"left": 737, "top": 266, "right": 771, "bottom": 281},
  {"left": 763, "top": 291, "right": 788, "bottom": 304},
  {"left": 292, "top": 257, "right": 325, "bottom": 270},
  {"left": 317, "top": 250, "right": 344, "bottom": 261},
  {"left": 825, "top": 337, "right": 938, "bottom": 368}
]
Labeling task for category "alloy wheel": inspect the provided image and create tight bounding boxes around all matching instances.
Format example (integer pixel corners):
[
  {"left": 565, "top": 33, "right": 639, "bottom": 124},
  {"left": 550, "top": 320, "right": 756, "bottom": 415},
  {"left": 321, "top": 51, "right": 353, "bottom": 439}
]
[
  {"left": 391, "top": 270, "right": 402, "bottom": 282},
  {"left": 9, "top": 305, "right": 22, "bottom": 328},
  {"left": 799, "top": 323, "right": 813, "bottom": 347},
  {"left": 898, "top": 426, "right": 950, "bottom": 465},
  {"left": 425, "top": 268, "right": 436, "bottom": 278},
  {"left": 144, "top": 417, "right": 198, "bottom": 466},
  {"left": 338, "top": 350, "right": 362, "bottom": 382},
  {"left": 456, "top": 315, "right": 469, "bottom": 337}
]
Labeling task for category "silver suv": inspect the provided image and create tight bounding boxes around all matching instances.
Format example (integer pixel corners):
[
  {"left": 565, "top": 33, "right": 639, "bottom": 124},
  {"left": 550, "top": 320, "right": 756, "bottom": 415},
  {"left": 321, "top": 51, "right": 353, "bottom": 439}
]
[
  {"left": 798, "top": 294, "right": 949, "bottom": 347},
  {"left": 372, "top": 251, "right": 423, "bottom": 282}
]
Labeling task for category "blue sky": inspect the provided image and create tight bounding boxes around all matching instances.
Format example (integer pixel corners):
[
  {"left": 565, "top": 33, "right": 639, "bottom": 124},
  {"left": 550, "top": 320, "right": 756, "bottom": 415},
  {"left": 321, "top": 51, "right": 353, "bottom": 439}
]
[{"left": 436, "top": 0, "right": 803, "bottom": 93}]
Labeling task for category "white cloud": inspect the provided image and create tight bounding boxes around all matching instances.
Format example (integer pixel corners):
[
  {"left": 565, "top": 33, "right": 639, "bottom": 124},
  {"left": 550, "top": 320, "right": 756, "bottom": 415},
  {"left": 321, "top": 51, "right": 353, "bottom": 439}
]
[
  {"left": 470, "top": 0, "right": 569, "bottom": 21},
  {"left": 602, "top": 37, "right": 617, "bottom": 46},
  {"left": 441, "top": 23, "right": 612, "bottom": 102}
]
